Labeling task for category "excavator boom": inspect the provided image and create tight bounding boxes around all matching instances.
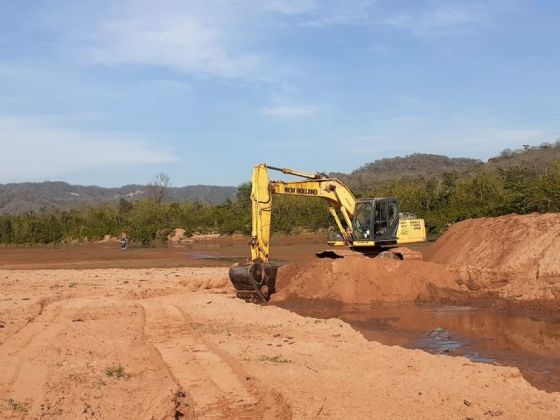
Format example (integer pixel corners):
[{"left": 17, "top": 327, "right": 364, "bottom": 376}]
[
  {"left": 229, "top": 163, "right": 357, "bottom": 301},
  {"left": 248, "top": 164, "right": 356, "bottom": 263}
]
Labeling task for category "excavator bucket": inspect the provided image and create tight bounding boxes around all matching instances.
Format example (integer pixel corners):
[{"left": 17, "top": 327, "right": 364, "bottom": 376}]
[{"left": 228, "top": 262, "right": 278, "bottom": 302}]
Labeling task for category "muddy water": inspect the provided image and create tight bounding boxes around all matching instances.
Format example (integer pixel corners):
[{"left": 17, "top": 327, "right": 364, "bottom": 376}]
[
  {"left": 275, "top": 299, "right": 560, "bottom": 392},
  {"left": 0, "top": 235, "right": 328, "bottom": 269}
]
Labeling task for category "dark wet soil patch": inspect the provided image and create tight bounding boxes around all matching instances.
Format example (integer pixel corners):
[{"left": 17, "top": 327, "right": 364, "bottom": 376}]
[{"left": 0, "top": 236, "right": 326, "bottom": 270}]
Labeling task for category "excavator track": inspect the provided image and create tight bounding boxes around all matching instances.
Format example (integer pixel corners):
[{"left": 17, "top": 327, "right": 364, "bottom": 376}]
[{"left": 229, "top": 262, "right": 278, "bottom": 303}]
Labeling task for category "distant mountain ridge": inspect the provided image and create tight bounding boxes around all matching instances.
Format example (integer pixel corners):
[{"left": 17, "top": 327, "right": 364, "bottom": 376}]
[
  {"left": 329, "top": 142, "right": 560, "bottom": 189},
  {"left": 330, "top": 153, "right": 484, "bottom": 187},
  {"left": 2, "top": 142, "right": 559, "bottom": 215},
  {"left": 0, "top": 182, "right": 237, "bottom": 215}
]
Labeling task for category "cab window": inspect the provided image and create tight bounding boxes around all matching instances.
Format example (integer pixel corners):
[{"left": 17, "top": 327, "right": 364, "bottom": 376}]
[
  {"left": 353, "top": 202, "right": 373, "bottom": 240},
  {"left": 374, "top": 201, "right": 388, "bottom": 236},
  {"left": 389, "top": 201, "right": 398, "bottom": 225}
]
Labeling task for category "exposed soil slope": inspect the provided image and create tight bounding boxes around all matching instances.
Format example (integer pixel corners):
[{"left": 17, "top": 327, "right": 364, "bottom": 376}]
[
  {"left": 426, "top": 213, "right": 560, "bottom": 275},
  {"left": 274, "top": 256, "right": 464, "bottom": 303},
  {"left": 425, "top": 213, "right": 560, "bottom": 301}
]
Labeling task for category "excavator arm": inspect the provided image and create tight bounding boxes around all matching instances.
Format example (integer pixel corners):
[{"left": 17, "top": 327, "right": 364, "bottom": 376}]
[
  {"left": 230, "top": 163, "right": 357, "bottom": 301},
  {"left": 249, "top": 164, "right": 357, "bottom": 263}
]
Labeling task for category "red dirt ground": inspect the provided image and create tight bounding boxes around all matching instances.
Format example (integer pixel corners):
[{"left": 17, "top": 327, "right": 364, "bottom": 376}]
[
  {"left": 2, "top": 215, "right": 560, "bottom": 418},
  {"left": 1, "top": 267, "right": 560, "bottom": 419}
]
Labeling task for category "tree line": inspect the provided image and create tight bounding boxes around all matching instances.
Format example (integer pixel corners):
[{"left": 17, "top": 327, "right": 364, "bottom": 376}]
[
  {"left": 0, "top": 185, "right": 330, "bottom": 245},
  {"left": 366, "top": 159, "right": 560, "bottom": 235},
  {"left": 1, "top": 157, "right": 560, "bottom": 245}
]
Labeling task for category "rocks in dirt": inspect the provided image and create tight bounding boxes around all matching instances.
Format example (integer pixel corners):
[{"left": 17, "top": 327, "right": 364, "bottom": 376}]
[{"left": 484, "top": 409, "right": 504, "bottom": 417}]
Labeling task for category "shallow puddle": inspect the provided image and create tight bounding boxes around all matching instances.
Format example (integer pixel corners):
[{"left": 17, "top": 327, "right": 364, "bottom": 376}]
[
  {"left": 190, "top": 253, "right": 245, "bottom": 262},
  {"left": 274, "top": 299, "right": 560, "bottom": 392}
]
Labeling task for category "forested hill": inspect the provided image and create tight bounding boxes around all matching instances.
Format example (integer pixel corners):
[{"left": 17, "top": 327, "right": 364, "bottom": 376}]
[
  {"left": 0, "top": 182, "right": 237, "bottom": 215},
  {"left": 486, "top": 142, "right": 560, "bottom": 169},
  {"left": 330, "top": 154, "right": 483, "bottom": 187},
  {"left": 330, "top": 141, "right": 560, "bottom": 189}
]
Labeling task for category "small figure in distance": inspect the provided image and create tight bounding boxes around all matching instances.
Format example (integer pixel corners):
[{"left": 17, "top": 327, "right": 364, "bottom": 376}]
[{"left": 120, "top": 236, "right": 128, "bottom": 252}]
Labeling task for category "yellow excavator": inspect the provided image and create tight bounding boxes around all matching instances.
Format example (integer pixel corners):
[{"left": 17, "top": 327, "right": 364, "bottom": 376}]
[{"left": 229, "top": 164, "right": 426, "bottom": 302}]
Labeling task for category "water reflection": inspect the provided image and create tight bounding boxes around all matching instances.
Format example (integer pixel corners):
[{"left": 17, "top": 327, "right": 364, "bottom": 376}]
[{"left": 274, "top": 299, "right": 560, "bottom": 392}]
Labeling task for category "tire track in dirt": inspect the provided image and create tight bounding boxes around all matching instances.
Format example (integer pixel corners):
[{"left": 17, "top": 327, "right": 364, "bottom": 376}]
[
  {"left": 141, "top": 298, "right": 291, "bottom": 419},
  {"left": 0, "top": 295, "right": 62, "bottom": 345},
  {"left": 0, "top": 298, "right": 68, "bottom": 415},
  {"left": 141, "top": 300, "right": 252, "bottom": 418},
  {"left": 174, "top": 304, "right": 292, "bottom": 420},
  {"left": 1, "top": 295, "right": 192, "bottom": 419},
  {"left": 137, "top": 302, "right": 196, "bottom": 419}
]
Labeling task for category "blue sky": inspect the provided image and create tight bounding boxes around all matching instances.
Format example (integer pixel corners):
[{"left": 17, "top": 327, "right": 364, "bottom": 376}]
[{"left": 0, "top": 0, "right": 559, "bottom": 186}]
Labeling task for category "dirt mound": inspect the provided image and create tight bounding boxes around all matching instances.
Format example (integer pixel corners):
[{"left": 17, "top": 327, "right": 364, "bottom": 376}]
[
  {"left": 424, "top": 213, "right": 560, "bottom": 301},
  {"left": 178, "top": 276, "right": 232, "bottom": 292},
  {"left": 273, "top": 213, "right": 560, "bottom": 305},
  {"left": 273, "top": 256, "right": 465, "bottom": 304},
  {"left": 426, "top": 213, "right": 560, "bottom": 276},
  {"left": 168, "top": 228, "right": 187, "bottom": 243},
  {"left": 99, "top": 234, "right": 118, "bottom": 243}
]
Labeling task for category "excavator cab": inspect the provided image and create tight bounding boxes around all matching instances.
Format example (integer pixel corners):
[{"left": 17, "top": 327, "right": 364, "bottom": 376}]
[{"left": 352, "top": 198, "right": 400, "bottom": 247}]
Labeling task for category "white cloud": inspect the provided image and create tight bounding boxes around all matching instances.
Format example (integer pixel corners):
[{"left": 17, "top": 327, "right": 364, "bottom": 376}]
[
  {"left": 151, "top": 79, "right": 192, "bottom": 92},
  {"left": 87, "top": 13, "right": 260, "bottom": 79},
  {"left": 67, "top": 0, "right": 381, "bottom": 80},
  {"left": 385, "top": 3, "right": 489, "bottom": 35},
  {"left": 393, "top": 94, "right": 423, "bottom": 105},
  {"left": 298, "top": 0, "right": 377, "bottom": 27},
  {"left": 266, "top": 1, "right": 490, "bottom": 31},
  {"left": 54, "top": 0, "right": 498, "bottom": 82},
  {"left": 263, "top": 0, "right": 319, "bottom": 15},
  {"left": 0, "top": 116, "right": 177, "bottom": 182},
  {"left": 260, "top": 105, "right": 320, "bottom": 118}
]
